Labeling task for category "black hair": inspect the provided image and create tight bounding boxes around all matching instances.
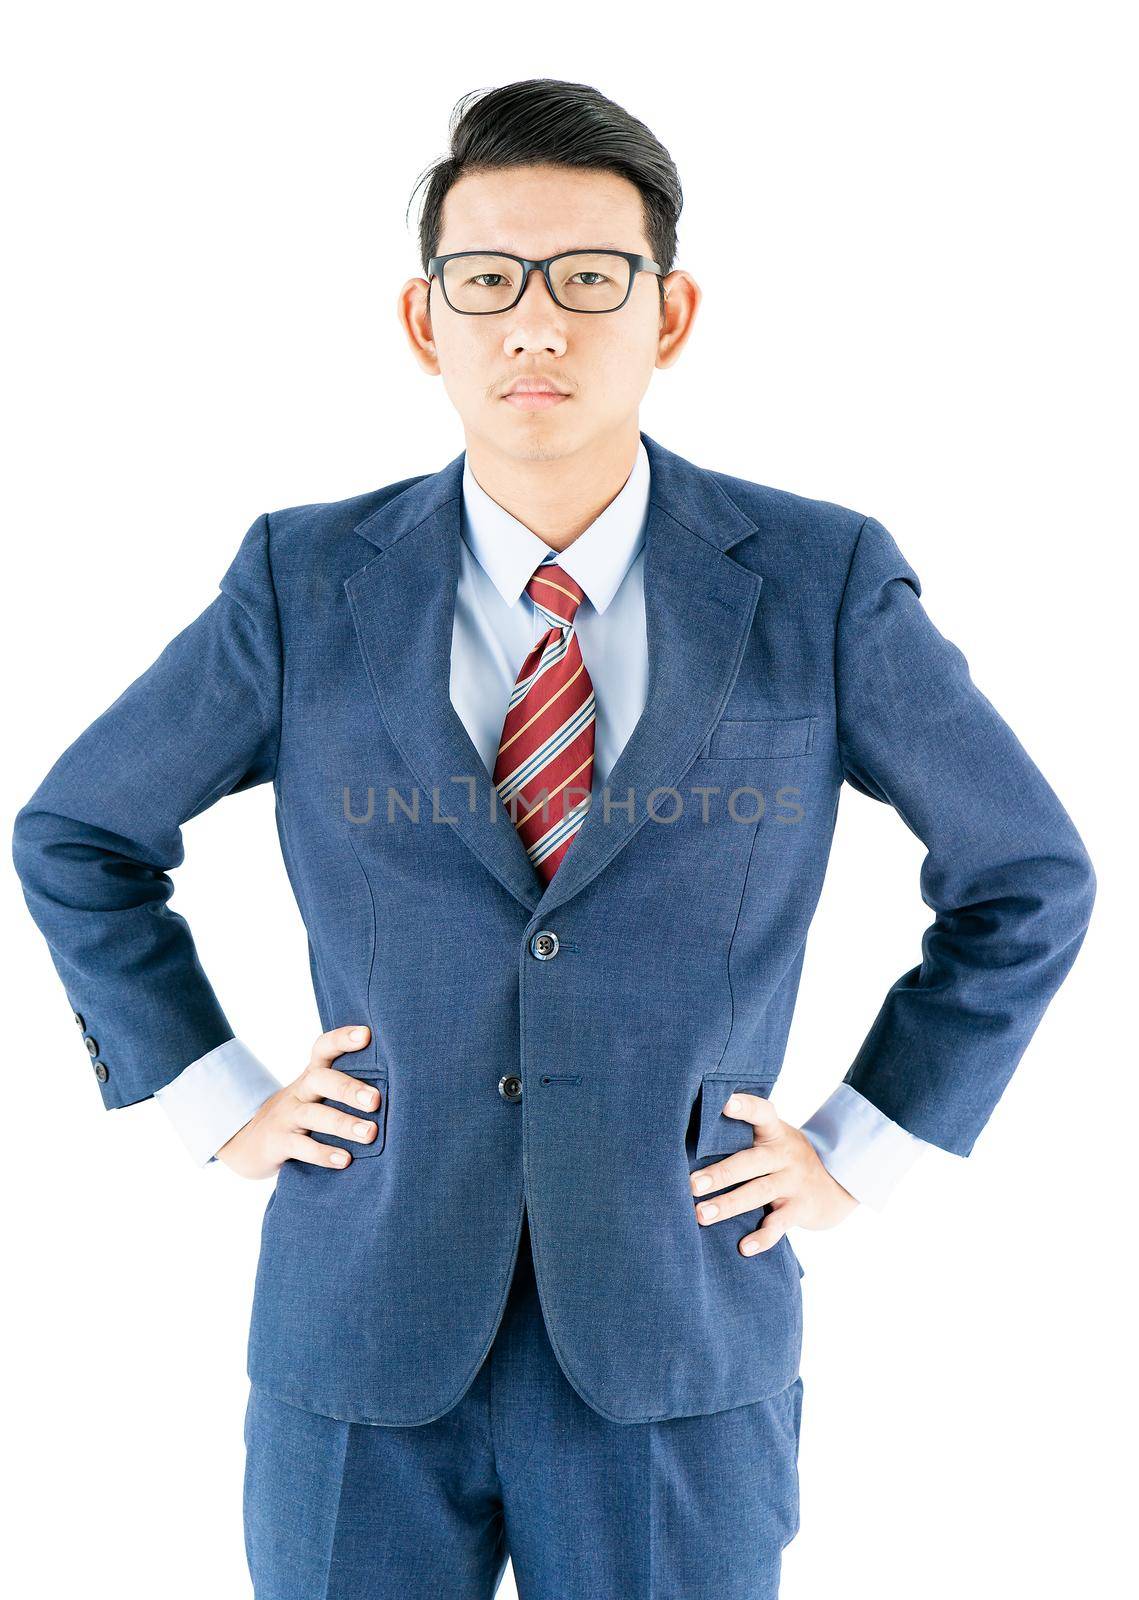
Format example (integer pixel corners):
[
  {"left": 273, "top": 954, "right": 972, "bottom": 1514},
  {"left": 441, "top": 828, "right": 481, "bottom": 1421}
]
[{"left": 407, "top": 78, "right": 683, "bottom": 315}]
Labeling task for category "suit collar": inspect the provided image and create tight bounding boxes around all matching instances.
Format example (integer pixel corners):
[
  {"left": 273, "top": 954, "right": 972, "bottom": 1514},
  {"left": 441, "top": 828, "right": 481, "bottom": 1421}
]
[
  {"left": 350, "top": 431, "right": 757, "bottom": 557},
  {"left": 343, "top": 431, "right": 763, "bottom": 919}
]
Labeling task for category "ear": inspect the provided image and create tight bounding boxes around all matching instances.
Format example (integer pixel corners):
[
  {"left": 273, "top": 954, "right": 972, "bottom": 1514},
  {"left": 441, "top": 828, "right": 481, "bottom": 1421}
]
[{"left": 398, "top": 277, "right": 442, "bottom": 375}]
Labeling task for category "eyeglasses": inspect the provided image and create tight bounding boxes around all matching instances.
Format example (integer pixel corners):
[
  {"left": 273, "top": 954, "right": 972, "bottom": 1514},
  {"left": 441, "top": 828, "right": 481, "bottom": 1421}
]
[{"left": 426, "top": 249, "right": 664, "bottom": 315}]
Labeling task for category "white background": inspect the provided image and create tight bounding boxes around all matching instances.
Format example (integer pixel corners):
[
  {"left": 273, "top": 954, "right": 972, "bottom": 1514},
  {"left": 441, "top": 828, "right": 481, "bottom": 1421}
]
[{"left": 2, "top": 3, "right": 1133, "bottom": 1595}]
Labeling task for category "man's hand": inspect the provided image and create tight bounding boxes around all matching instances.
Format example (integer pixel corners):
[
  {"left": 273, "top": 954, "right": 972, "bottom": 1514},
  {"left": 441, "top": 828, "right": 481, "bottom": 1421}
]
[
  {"left": 216, "top": 1025, "right": 380, "bottom": 1178},
  {"left": 689, "top": 1091, "right": 859, "bottom": 1254}
]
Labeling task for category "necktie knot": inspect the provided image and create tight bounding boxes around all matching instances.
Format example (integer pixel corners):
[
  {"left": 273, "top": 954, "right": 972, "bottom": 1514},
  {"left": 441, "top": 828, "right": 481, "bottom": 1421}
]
[
  {"left": 493, "top": 553, "right": 596, "bottom": 885},
  {"left": 525, "top": 557, "right": 585, "bottom": 630}
]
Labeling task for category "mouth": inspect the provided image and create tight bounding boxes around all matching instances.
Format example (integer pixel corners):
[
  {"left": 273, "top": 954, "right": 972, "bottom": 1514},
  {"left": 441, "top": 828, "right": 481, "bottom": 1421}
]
[{"left": 501, "top": 381, "right": 571, "bottom": 412}]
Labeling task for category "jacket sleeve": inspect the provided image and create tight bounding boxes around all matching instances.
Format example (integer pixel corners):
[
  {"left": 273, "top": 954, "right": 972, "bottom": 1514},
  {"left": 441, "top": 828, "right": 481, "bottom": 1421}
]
[
  {"left": 11, "top": 512, "right": 282, "bottom": 1112},
  {"left": 833, "top": 514, "right": 1096, "bottom": 1156}
]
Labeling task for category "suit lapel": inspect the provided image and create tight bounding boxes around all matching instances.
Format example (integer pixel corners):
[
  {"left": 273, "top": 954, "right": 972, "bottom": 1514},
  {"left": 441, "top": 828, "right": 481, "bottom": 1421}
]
[
  {"left": 345, "top": 474, "right": 544, "bottom": 912},
  {"left": 343, "top": 431, "right": 764, "bottom": 919}
]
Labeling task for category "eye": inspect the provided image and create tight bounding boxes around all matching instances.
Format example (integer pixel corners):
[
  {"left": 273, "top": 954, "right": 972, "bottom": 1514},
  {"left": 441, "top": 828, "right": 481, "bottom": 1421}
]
[
  {"left": 469, "top": 273, "right": 510, "bottom": 288},
  {"left": 567, "top": 271, "right": 610, "bottom": 286}
]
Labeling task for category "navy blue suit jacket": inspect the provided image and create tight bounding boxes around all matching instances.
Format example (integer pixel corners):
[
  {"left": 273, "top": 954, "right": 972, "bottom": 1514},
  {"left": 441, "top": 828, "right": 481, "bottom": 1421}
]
[{"left": 12, "top": 431, "right": 1095, "bottom": 1424}]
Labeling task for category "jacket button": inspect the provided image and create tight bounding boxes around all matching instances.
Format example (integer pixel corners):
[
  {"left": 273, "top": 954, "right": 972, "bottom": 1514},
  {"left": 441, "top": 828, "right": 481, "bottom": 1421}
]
[
  {"left": 84, "top": 1035, "right": 99, "bottom": 1056},
  {"left": 529, "top": 930, "right": 559, "bottom": 960},
  {"left": 498, "top": 1074, "right": 523, "bottom": 1102},
  {"left": 73, "top": 1011, "right": 85, "bottom": 1030},
  {"left": 93, "top": 1061, "right": 109, "bottom": 1082}
]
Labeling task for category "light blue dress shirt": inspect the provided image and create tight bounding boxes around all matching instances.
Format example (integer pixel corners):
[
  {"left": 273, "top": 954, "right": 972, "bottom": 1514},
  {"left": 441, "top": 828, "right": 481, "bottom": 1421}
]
[{"left": 155, "top": 440, "right": 929, "bottom": 1207}]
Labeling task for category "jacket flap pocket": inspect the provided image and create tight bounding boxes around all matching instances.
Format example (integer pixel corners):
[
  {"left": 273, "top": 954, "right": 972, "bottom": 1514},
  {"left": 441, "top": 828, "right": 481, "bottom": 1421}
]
[
  {"left": 309, "top": 1069, "right": 388, "bottom": 1158},
  {"left": 707, "top": 715, "right": 816, "bottom": 759},
  {"left": 696, "top": 1071, "right": 777, "bottom": 1160}
]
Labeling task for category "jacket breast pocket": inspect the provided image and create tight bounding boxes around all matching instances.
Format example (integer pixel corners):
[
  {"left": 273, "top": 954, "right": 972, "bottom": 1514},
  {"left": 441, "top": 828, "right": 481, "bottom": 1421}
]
[
  {"left": 705, "top": 715, "right": 816, "bottom": 759},
  {"left": 695, "top": 1071, "right": 777, "bottom": 1160},
  {"left": 307, "top": 1068, "right": 388, "bottom": 1158}
]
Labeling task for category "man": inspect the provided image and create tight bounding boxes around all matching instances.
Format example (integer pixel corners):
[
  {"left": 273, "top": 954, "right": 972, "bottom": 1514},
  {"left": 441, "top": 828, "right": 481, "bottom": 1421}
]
[{"left": 12, "top": 77, "right": 1095, "bottom": 1599}]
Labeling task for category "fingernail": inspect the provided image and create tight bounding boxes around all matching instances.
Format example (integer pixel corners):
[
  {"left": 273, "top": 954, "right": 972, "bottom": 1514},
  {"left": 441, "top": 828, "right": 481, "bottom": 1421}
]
[
  {"left": 353, "top": 1122, "right": 371, "bottom": 1138},
  {"left": 692, "top": 1175, "right": 711, "bottom": 1194},
  {"left": 725, "top": 1096, "right": 741, "bottom": 1113},
  {"left": 332, "top": 1150, "right": 349, "bottom": 1165},
  {"left": 699, "top": 1202, "right": 719, "bottom": 1220},
  {"left": 349, "top": 1027, "right": 367, "bottom": 1042},
  {"left": 742, "top": 1241, "right": 760, "bottom": 1255},
  {"left": 356, "top": 1088, "right": 377, "bottom": 1106}
]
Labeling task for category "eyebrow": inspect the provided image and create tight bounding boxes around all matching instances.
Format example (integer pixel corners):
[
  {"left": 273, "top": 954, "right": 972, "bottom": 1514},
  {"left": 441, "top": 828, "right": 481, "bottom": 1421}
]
[{"left": 469, "top": 243, "right": 630, "bottom": 255}]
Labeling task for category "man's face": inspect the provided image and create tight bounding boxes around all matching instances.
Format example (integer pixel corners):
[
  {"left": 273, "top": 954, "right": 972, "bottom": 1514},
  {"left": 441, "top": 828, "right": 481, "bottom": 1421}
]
[{"left": 407, "top": 165, "right": 675, "bottom": 463}]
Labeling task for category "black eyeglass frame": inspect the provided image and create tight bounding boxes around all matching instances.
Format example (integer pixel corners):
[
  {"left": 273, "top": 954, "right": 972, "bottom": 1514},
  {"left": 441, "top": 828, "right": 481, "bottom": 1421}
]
[{"left": 426, "top": 248, "right": 665, "bottom": 315}]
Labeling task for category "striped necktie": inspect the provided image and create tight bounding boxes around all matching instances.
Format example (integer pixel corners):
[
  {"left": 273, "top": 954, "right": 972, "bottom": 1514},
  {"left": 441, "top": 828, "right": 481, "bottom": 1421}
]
[{"left": 492, "top": 550, "right": 596, "bottom": 883}]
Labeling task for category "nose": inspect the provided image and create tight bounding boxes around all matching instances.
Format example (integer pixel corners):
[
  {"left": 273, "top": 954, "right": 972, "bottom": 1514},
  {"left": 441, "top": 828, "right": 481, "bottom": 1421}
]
[{"left": 504, "top": 270, "right": 568, "bottom": 356}]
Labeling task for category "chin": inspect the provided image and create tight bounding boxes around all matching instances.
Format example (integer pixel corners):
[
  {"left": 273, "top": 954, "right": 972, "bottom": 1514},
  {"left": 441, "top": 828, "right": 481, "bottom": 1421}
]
[
  {"left": 517, "top": 436, "right": 568, "bottom": 463},
  {"left": 493, "top": 411, "right": 575, "bottom": 459}
]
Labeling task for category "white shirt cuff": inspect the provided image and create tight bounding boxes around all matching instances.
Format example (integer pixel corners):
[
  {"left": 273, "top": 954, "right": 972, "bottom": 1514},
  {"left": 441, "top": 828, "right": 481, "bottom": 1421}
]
[
  {"left": 154, "top": 1037, "right": 283, "bottom": 1167},
  {"left": 799, "top": 1083, "right": 930, "bottom": 1210}
]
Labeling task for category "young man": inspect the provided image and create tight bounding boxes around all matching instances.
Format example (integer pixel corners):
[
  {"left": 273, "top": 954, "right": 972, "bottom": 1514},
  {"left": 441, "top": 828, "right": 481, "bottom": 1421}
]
[{"left": 12, "top": 78, "right": 1095, "bottom": 1599}]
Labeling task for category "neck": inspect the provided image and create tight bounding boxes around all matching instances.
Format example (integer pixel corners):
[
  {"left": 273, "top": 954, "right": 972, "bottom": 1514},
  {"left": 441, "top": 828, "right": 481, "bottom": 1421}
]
[{"left": 463, "top": 423, "right": 641, "bottom": 552}]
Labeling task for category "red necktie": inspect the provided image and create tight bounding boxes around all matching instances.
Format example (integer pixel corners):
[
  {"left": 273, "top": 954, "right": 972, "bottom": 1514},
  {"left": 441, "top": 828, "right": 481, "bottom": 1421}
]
[{"left": 492, "top": 552, "right": 596, "bottom": 883}]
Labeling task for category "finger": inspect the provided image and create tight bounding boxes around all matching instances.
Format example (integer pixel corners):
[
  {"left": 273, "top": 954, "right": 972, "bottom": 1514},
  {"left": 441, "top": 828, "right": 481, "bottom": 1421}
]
[
  {"left": 739, "top": 1200, "right": 799, "bottom": 1256},
  {"left": 306, "top": 1068, "right": 383, "bottom": 1112},
  {"left": 309, "top": 1023, "right": 372, "bottom": 1072},
  {"left": 694, "top": 1169, "right": 789, "bottom": 1225},
  {"left": 295, "top": 1027, "right": 377, "bottom": 1105},
  {"left": 721, "top": 1090, "right": 782, "bottom": 1139},
  {"left": 691, "top": 1141, "right": 785, "bottom": 1197},
  {"left": 294, "top": 1101, "right": 381, "bottom": 1149},
  {"left": 284, "top": 1130, "right": 357, "bottom": 1169}
]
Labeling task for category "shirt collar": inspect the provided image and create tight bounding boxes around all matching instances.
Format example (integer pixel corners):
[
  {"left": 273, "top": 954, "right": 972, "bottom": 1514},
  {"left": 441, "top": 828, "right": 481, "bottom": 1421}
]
[{"left": 460, "top": 437, "right": 650, "bottom": 616}]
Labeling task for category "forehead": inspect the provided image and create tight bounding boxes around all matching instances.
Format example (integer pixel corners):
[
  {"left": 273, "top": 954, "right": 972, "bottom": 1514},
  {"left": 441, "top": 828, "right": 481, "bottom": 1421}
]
[{"left": 436, "top": 165, "right": 650, "bottom": 256}]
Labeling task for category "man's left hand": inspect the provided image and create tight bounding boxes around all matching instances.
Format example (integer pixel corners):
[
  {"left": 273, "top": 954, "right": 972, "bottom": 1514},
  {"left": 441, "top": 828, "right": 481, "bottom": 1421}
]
[{"left": 689, "top": 1091, "right": 859, "bottom": 1254}]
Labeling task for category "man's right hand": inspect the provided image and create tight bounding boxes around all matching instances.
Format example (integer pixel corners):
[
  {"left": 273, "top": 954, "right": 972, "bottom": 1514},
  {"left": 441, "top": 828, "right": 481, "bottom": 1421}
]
[{"left": 216, "top": 1024, "right": 380, "bottom": 1178}]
